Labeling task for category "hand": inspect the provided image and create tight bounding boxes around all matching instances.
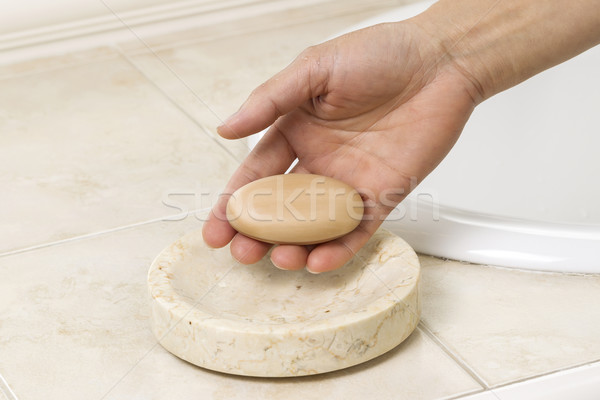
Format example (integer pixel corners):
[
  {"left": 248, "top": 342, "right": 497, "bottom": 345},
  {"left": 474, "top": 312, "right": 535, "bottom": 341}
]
[
  {"left": 202, "top": 20, "right": 479, "bottom": 273},
  {"left": 202, "top": 0, "right": 600, "bottom": 273}
]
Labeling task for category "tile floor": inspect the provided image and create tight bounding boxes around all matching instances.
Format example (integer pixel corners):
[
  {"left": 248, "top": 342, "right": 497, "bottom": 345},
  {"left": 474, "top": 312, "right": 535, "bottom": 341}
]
[
  {"left": 0, "top": 52, "right": 238, "bottom": 255},
  {"left": 1, "top": 2, "right": 600, "bottom": 399}
]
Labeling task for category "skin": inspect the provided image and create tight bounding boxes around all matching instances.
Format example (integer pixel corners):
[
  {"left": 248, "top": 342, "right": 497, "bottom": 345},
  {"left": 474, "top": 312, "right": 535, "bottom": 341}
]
[{"left": 203, "top": 0, "right": 600, "bottom": 273}]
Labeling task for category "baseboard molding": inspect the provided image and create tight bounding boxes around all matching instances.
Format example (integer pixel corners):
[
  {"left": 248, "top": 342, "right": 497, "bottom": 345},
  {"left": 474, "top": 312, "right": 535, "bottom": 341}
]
[
  {"left": 0, "top": 0, "right": 332, "bottom": 64},
  {"left": 0, "top": 0, "right": 278, "bottom": 50}
]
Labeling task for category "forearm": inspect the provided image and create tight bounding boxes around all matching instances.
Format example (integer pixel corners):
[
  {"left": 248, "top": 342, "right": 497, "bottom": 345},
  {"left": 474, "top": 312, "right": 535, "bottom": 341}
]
[{"left": 413, "top": 0, "right": 600, "bottom": 101}]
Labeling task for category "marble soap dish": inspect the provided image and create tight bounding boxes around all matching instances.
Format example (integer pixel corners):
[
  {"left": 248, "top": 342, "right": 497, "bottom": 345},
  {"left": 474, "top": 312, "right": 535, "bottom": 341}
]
[{"left": 147, "top": 228, "right": 421, "bottom": 377}]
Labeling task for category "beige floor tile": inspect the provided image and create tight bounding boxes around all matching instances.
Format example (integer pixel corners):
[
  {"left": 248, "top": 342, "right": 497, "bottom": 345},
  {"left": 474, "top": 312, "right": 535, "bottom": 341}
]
[
  {"left": 418, "top": 254, "right": 446, "bottom": 268},
  {"left": 0, "top": 217, "right": 203, "bottom": 400},
  {"left": 0, "top": 47, "right": 118, "bottom": 81},
  {"left": 124, "top": 4, "right": 405, "bottom": 161},
  {"left": 0, "top": 54, "right": 240, "bottom": 254},
  {"left": 105, "top": 328, "right": 481, "bottom": 400},
  {"left": 0, "top": 218, "right": 482, "bottom": 400},
  {"left": 421, "top": 260, "right": 600, "bottom": 386}
]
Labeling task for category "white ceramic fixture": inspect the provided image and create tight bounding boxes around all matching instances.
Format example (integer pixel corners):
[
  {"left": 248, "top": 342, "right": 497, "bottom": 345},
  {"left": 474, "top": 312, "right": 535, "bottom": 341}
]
[{"left": 249, "top": 0, "right": 600, "bottom": 273}]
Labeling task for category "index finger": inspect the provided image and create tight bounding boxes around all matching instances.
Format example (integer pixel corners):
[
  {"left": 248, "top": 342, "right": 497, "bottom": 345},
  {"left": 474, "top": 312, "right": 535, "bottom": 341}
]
[{"left": 202, "top": 125, "right": 296, "bottom": 249}]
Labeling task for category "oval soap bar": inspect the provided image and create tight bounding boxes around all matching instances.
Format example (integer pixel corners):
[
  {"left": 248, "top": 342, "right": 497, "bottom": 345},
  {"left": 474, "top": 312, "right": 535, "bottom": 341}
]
[{"left": 227, "top": 174, "right": 364, "bottom": 245}]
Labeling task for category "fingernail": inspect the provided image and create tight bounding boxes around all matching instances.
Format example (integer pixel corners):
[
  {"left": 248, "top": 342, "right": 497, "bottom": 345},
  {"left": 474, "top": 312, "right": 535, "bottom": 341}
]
[
  {"left": 223, "top": 111, "right": 238, "bottom": 125},
  {"left": 217, "top": 112, "right": 238, "bottom": 134},
  {"left": 306, "top": 267, "right": 321, "bottom": 275},
  {"left": 271, "top": 259, "right": 286, "bottom": 271}
]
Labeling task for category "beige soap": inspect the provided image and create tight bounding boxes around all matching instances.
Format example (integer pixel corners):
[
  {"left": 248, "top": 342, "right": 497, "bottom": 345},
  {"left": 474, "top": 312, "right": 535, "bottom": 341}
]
[{"left": 226, "top": 174, "right": 364, "bottom": 245}]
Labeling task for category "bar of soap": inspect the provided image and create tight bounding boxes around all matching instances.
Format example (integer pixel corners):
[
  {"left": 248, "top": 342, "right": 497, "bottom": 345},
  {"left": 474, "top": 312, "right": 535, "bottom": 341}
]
[{"left": 226, "top": 174, "right": 364, "bottom": 245}]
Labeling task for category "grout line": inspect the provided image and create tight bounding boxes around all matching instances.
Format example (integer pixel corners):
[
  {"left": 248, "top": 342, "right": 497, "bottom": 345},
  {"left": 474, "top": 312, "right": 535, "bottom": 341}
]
[
  {"left": 97, "top": 0, "right": 250, "bottom": 160},
  {"left": 440, "top": 388, "right": 488, "bottom": 400},
  {"left": 114, "top": 0, "right": 411, "bottom": 165},
  {"left": 115, "top": 46, "right": 248, "bottom": 163},
  {"left": 485, "top": 357, "right": 600, "bottom": 391},
  {"left": 448, "top": 359, "right": 600, "bottom": 399},
  {"left": 346, "top": 236, "right": 496, "bottom": 399},
  {"left": 418, "top": 319, "right": 600, "bottom": 399},
  {"left": 0, "top": 372, "right": 18, "bottom": 400},
  {"left": 418, "top": 322, "right": 490, "bottom": 389},
  {"left": 353, "top": 245, "right": 495, "bottom": 399},
  {"left": 0, "top": 208, "right": 211, "bottom": 259}
]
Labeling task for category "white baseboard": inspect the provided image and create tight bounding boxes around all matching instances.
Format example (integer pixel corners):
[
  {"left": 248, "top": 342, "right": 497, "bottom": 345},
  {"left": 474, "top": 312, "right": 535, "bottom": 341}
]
[
  {"left": 0, "top": 0, "right": 327, "bottom": 65},
  {"left": 0, "top": 0, "right": 283, "bottom": 50}
]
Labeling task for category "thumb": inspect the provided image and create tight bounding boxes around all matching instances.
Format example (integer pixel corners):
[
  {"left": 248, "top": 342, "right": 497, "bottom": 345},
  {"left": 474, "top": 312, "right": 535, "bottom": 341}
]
[{"left": 216, "top": 48, "right": 328, "bottom": 139}]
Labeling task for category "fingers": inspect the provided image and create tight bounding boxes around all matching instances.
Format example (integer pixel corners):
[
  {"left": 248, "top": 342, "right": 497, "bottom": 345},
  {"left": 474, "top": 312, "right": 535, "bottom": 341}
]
[
  {"left": 271, "top": 245, "right": 310, "bottom": 271},
  {"left": 271, "top": 217, "right": 380, "bottom": 274},
  {"left": 305, "top": 190, "right": 398, "bottom": 272},
  {"left": 267, "top": 195, "right": 392, "bottom": 273},
  {"left": 202, "top": 213, "right": 237, "bottom": 249},
  {"left": 306, "top": 221, "right": 375, "bottom": 274},
  {"left": 202, "top": 125, "right": 296, "bottom": 252},
  {"left": 254, "top": 161, "right": 311, "bottom": 271},
  {"left": 229, "top": 233, "right": 272, "bottom": 265},
  {"left": 217, "top": 48, "right": 328, "bottom": 140},
  {"left": 287, "top": 162, "right": 311, "bottom": 175}
]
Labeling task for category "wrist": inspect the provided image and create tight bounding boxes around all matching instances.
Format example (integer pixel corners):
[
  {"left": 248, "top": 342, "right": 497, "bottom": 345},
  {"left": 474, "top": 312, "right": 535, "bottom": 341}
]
[
  {"left": 407, "top": 1, "right": 500, "bottom": 104},
  {"left": 411, "top": 0, "right": 600, "bottom": 102}
]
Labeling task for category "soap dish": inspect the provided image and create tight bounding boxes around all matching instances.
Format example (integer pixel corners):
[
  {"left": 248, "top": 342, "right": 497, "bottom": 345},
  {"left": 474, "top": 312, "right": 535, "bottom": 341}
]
[{"left": 147, "top": 228, "right": 420, "bottom": 377}]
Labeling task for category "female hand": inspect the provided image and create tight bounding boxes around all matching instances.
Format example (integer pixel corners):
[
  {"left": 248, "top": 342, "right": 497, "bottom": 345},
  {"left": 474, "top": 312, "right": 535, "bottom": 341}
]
[
  {"left": 202, "top": 0, "right": 600, "bottom": 273},
  {"left": 202, "top": 19, "right": 479, "bottom": 273}
]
